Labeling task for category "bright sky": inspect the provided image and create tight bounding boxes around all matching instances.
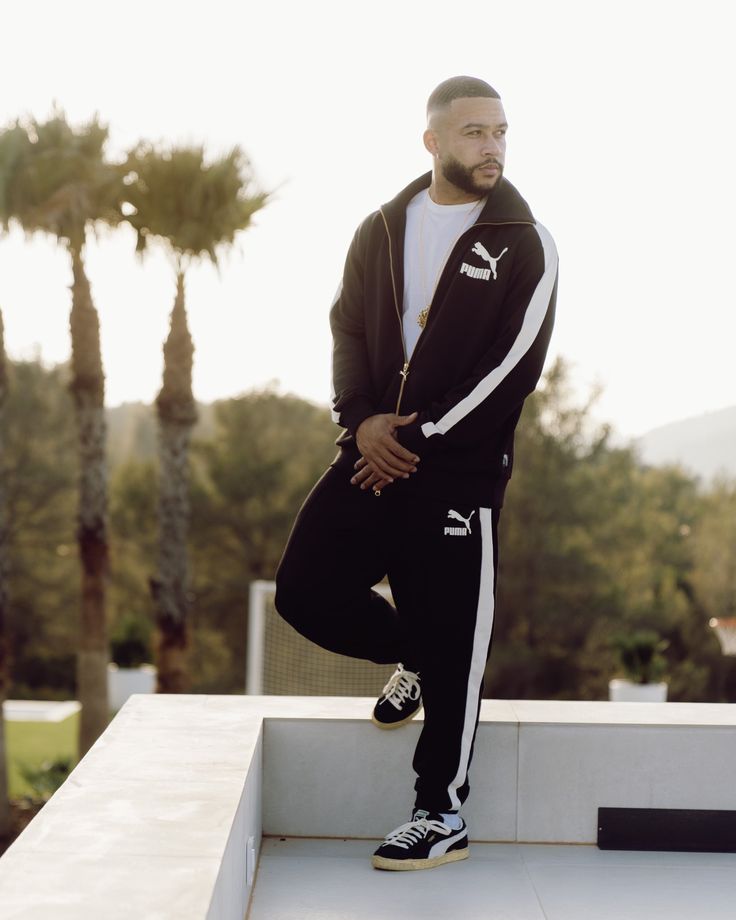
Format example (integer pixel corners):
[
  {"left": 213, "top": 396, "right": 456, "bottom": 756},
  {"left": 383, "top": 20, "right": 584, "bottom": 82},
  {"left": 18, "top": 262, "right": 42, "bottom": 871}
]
[{"left": 1, "top": 0, "right": 734, "bottom": 439}]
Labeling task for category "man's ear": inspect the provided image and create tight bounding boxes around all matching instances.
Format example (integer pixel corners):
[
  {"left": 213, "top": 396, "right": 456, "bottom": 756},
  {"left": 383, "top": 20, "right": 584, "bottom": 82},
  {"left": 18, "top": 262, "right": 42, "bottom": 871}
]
[{"left": 423, "top": 128, "right": 439, "bottom": 158}]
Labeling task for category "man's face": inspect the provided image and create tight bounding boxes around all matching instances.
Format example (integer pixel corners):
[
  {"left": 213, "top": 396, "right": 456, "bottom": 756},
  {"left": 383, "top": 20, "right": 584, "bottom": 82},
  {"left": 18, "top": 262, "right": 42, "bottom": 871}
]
[{"left": 426, "top": 97, "right": 508, "bottom": 197}]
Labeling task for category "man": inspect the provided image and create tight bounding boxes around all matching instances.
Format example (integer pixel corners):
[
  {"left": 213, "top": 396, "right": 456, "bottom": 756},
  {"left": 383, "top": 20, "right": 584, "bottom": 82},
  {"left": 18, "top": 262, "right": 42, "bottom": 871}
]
[{"left": 275, "top": 76, "right": 557, "bottom": 871}]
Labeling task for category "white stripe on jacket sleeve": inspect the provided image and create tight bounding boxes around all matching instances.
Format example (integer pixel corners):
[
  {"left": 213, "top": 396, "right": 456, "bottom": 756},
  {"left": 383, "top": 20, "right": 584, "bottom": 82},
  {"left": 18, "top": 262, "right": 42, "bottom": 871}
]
[{"left": 420, "top": 222, "right": 558, "bottom": 440}]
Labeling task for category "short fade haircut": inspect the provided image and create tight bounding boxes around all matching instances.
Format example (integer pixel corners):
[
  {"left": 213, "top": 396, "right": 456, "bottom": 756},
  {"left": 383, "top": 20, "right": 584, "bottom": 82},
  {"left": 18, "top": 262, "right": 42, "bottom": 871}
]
[{"left": 427, "top": 76, "right": 501, "bottom": 116}]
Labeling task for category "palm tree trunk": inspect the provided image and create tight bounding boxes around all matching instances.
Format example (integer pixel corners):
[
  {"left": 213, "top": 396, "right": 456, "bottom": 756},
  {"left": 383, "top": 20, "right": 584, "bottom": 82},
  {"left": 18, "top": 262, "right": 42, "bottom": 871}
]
[
  {"left": 69, "top": 249, "right": 109, "bottom": 756},
  {"left": 151, "top": 272, "right": 197, "bottom": 693},
  {"left": 0, "top": 309, "right": 11, "bottom": 837}
]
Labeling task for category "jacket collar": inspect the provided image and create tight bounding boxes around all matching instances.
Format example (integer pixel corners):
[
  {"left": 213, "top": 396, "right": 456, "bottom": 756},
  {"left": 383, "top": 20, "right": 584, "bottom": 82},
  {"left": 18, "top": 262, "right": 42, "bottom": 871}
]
[{"left": 380, "top": 170, "right": 535, "bottom": 229}]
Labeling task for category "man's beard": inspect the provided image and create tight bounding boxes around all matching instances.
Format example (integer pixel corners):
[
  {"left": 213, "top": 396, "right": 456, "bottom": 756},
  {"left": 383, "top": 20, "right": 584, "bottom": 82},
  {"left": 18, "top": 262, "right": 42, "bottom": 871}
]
[{"left": 441, "top": 155, "right": 503, "bottom": 196}]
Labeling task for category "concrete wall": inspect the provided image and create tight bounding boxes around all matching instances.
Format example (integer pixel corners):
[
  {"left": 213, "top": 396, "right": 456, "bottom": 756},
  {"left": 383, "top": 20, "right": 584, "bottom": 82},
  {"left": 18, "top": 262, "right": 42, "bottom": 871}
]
[{"left": 1, "top": 695, "right": 735, "bottom": 918}]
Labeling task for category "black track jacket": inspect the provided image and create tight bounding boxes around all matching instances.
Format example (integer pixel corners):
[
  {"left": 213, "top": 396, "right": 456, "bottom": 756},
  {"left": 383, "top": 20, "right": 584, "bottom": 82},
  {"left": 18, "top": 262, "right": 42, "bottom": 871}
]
[{"left": 330, "top": 171, "right": 558, "bottom": 507}]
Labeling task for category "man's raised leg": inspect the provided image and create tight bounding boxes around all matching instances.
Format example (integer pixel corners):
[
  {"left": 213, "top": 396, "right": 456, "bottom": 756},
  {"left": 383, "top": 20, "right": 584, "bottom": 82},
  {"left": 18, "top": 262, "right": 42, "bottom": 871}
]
[{"left": 275, "top": 464, "right": 411, "bottom": 665}]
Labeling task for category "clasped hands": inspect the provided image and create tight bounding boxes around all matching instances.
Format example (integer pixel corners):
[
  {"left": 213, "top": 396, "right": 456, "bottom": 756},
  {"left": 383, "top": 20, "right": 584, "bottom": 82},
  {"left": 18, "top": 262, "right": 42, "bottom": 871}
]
[{"left": 351, "top": 412, "right": 420, "bottom": 493}]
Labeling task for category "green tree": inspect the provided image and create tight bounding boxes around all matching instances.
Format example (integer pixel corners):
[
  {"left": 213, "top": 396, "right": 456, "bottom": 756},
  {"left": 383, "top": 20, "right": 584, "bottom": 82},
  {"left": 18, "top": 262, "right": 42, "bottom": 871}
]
[
  {"left": 190, "top": 390, "right": 337, "bottom": 691},
  {"left": 109, "top": 460, "right": 157, "bottom": 623},
  {"left": 0, "top": 111, "right": 123, "bottom": 753},
  {"left": 690, "top": 481, "right": 736, "bottom": 623},
  {"left": 0, "top": 121, "right": 31, "bottom": 837},
  {"left": 121, "top": 145, "right": 268, "bottom": 691},
  {"left": 0, "top": 358, "right": 79, "bottom": 846},
  {"left": 3, "top": 361, "right": 78, "bottom": 698},
  {"left": 490, "top": 360, "right": 616, "bottom": 698},
  {"left": 689, "top": 480, "right": 736, "bottom": 699},
  {"left": 605, "top": 462, "right": 711, "bottom": 700},
  {"left": 110, "top": 454, "right": 229, "bottom": 693},
  {"left": 489, "top": 359, "right": 709, "bottom": 701},
  {"left": 0, "top": 310, "right": 10, "bottom": 837}
]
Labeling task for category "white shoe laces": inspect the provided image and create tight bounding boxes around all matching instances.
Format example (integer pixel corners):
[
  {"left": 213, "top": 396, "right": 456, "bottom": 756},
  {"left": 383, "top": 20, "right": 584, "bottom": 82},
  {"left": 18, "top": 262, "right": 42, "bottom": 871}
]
[
  {"left": 383, "top": 815, "right": 450, "bottom": 850},
  {"left": 381, "top": 665, "right": 421, "bottom": 711}
]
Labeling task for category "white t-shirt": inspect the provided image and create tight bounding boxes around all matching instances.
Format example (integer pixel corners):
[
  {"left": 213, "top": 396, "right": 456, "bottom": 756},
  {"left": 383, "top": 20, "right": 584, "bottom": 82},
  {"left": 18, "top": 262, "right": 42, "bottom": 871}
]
[{"left": 402, "top": 190, "right": 485, "bottom": 358}]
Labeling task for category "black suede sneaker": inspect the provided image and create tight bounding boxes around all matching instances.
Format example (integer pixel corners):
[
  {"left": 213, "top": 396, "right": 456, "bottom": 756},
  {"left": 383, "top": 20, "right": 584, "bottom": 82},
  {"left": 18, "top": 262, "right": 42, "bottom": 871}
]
[
  {"left": 371, "top": 664, "right": 422, "bottom": 729},
  {"left": 372, "top": 809, "right": 469, "bottom": 871}
]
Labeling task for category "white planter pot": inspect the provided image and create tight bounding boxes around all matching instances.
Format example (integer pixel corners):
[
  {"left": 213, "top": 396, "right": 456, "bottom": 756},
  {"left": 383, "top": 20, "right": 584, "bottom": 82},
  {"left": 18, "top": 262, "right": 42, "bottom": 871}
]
[
  {"left": 608, "top": 678, "right": 668, "bottom": 702},
  {"left": 107, "top": 663, "right": 157, "bottom": 711}
]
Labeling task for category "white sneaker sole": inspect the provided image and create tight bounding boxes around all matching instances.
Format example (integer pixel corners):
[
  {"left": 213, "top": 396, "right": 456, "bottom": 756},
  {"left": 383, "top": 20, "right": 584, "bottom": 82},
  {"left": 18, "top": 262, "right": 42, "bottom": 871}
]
[
  {"left": 370, "top": 706, "right": 423, "bottom": 730},
  {"left": 372, "top": 846, "right": 469, "bottom": 871}
]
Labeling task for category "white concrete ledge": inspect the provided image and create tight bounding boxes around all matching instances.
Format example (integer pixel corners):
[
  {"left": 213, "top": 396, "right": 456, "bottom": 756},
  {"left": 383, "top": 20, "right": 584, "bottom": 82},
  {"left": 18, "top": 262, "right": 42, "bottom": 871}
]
[
  {"left": 2, "top": 699, "right": 81, "bottom": 722},
  {"left": 1, "top": 696, "right": 735, "bottom": 918}
]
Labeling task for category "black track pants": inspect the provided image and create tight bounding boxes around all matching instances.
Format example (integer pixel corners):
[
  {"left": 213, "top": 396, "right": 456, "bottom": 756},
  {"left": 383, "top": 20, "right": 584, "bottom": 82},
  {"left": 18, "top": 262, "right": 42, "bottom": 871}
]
[{"left": 275, "top": 463, "right": 500, "bottom": 814}]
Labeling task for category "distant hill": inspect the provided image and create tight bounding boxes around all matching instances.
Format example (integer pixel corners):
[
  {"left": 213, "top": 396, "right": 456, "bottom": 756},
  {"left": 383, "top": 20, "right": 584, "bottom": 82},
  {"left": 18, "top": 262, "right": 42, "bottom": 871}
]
[{"left": 635, "top": 405, "right": 736, "bottom": 481}]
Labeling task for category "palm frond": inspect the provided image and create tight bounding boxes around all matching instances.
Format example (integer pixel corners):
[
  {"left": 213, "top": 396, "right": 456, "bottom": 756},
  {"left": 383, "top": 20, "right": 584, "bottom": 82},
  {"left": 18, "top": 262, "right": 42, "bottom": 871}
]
[
  {"left": 122, "top": 143, "right": 269, "bottom": 264},
  {"left": 2, "top": 107, "right": 124, "bottom": 249},
  {"left": 0, "top": 121, "right": 31, "bottom": 231}
]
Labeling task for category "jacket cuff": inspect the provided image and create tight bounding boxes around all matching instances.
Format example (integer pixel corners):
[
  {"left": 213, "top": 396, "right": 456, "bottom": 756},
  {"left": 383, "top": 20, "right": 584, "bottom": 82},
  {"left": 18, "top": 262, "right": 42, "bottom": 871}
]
[{"left": 338, "top": 397, "right": 376, "bottom": 439}]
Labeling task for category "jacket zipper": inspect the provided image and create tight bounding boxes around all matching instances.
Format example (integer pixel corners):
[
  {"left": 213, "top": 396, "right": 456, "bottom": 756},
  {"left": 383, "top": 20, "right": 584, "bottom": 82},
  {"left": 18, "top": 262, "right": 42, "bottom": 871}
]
[
  {"left": 379, "top": 209, "right": 410, "bottom": 413},
  {"left": 380, "top": 209, "right": 532, "bottom": 414}
]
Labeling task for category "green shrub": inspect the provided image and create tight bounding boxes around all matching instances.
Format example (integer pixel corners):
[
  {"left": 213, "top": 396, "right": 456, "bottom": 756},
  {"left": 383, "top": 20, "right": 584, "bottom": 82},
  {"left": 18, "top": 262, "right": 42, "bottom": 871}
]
[
  {"left": 611, "top": 630, "right": 669, "bottom": 684},
  {"left": 17, "top": 757, "right": 73, "bottom": 801},
  {"left": 110, "top": 614, "right": 152, "bottom": 668}
]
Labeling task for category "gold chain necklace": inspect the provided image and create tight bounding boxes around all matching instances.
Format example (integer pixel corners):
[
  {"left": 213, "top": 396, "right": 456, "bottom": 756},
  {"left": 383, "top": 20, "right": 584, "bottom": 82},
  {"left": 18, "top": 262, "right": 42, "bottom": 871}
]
[{"left": 416, "top": 192, "right": 484, "bottom": 328}]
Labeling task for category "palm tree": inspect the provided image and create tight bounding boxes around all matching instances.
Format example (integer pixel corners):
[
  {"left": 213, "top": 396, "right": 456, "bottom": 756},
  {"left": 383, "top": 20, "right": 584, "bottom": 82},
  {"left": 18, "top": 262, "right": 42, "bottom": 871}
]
[
  {"left": 0, "top": 110, "right": 124, "bottom": 754},
  {"left": 122, "top": 144, "right": 267, "bottom": 691},
  {"left": 0, "top": 309, "right": 10, "bottom": 838},
  {"left": 1, "top": 126, "right": 27, "bottom": 833}
]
